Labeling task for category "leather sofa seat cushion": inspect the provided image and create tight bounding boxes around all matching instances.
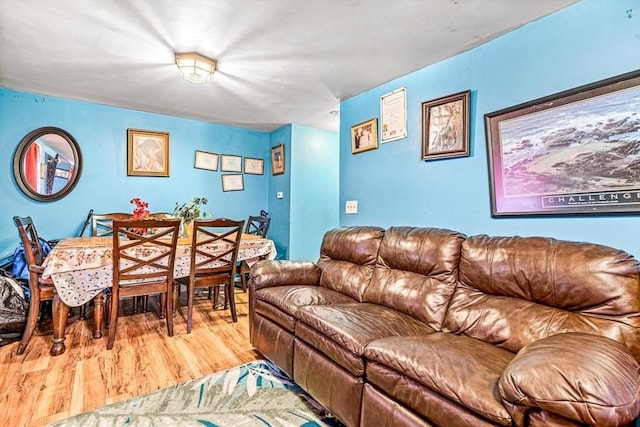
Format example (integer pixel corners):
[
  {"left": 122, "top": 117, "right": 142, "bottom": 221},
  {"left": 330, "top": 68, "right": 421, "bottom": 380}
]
[
  {"left": 498, "top": 332, "right": 640, "bottom": 427},
  {"left": 365, "top": 333, "right": 514, "bottom": 426},
  {"left": 255, "top": 285, "right": 356, "bottom": 331},
  {"left": 297, "top": 303, "right": 434, "bottom": 362}
]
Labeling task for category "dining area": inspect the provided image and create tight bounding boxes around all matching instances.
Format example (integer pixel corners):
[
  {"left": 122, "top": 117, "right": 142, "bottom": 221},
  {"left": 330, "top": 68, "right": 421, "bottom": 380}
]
[{"left": 12, "top": 210, "right": 276, "bottom": 357}]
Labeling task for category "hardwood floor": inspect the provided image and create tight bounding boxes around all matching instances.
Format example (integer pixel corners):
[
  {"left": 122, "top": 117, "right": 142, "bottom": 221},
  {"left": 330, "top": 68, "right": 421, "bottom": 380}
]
[{"left": 0, "top": 288, "right": 260, "bottom": 426}]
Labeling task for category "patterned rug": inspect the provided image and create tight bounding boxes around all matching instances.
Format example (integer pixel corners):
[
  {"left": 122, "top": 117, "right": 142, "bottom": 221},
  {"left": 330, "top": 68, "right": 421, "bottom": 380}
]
[{"left": 49, "top": 360, "right": 343, "bottom": 427}]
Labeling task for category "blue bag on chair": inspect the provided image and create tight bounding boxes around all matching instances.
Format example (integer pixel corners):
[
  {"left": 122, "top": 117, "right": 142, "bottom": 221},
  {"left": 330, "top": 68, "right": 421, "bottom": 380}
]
[{"left": 11, "top": 238, "right": 52, "bottom": 281}]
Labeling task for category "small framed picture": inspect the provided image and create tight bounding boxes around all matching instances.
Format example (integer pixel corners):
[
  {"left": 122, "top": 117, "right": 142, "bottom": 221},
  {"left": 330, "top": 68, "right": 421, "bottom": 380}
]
[
  {"left": 220, "top": 154, "right": 242, "bottom": 172},
  {"left": 421, "top": 90, "right": 470, "bottom": 161},
  {"left": 127, "top": 129, "right": 170, "bottom": 176},
  {"left": 222, "top": 174, "right": 244, "bottom": 191},
  {"left": 194, "top": 150, "right": 219, "bottom": 171},
  {"left": 351, "top": 118, "right": 378, "bottom": 154},
  {"left": 271, "top": 144, "right": 285, "bottom": 175},
  {"left": 244, "top": 157, "right": 264, "bottom": 175}
]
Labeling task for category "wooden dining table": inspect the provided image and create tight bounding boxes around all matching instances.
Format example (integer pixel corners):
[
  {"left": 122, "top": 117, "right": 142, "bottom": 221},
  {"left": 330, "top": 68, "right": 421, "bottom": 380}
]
[{"left": 41, "top": 234, "right": 277, "bottom": 356}]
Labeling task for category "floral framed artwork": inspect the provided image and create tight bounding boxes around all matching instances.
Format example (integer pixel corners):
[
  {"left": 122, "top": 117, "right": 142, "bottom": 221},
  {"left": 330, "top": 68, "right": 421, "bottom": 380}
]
[
  {"left": 421, "top": 90, "right": 470, "bottom": 161},
  {"left": 127, "top": 129, "right": 169, "bottom": 177},
  {"left": 271, "top": 144, "right": 285, "bottom": 175},
  {"left": 351, "top": 118, "right": 378, "bottom": 154},
  {"left": 244, "top": 157, "right": 264, "bottom": 175},
  {"left": 485, "top": 70, "right": 640, "bottom": 217},
  {"left": 222, "top": 174, "right": 244, "bottom": 191},
  {"left": 194, "top": 150, "right": 218, "bottom": 171}
]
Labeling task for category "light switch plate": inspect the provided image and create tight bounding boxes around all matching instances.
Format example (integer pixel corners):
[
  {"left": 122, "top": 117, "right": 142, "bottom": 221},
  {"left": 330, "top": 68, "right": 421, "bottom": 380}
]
[
  {"left": 346, "top": 200, "right": 358, "bottom": 214},
  {"left": 277, "top": 191, "right": 284, "bottom": 199}
]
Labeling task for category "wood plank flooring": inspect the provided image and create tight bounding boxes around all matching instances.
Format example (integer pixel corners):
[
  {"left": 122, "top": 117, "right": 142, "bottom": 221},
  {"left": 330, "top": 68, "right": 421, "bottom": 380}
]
[{"left": 0, "top": 288, "right": 260, "bottom": 427}]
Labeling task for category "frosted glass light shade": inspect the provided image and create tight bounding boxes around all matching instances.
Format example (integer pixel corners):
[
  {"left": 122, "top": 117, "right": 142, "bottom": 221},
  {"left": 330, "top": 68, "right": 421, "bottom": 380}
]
[{"left": 175, "top": 52, "right": 216, "bottom": 83}]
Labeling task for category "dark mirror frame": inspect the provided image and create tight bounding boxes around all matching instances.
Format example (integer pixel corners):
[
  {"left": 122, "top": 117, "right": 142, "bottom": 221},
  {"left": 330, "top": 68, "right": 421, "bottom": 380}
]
[{"left": 13, "top": 126, "right": 83, "bottom": 202}]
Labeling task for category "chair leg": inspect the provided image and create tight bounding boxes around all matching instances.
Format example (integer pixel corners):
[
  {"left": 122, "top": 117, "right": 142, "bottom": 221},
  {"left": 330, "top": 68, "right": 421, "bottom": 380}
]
[
  {"left": 227, "top": 283, "right": 237, "bottom": 323},
  {"left": 159, "top": 293, "right": 166, "bottom": 319},
  {"left": 166, "top": 285, "right": 174, "bottom": 337},
  {"left": 17, "top": 295, "right": 41, "bottom": 355},
  {"left": 240, "top": 261, "right": 249, "bottom": 292},
  {"left": 107, "top": 290, "right": 119, "bottom": 350},
  {"left": 212, "top": 286, "right": 220, "bottom": 308},
  {"left": 186, "top": 282, "right": 194, "bottom": 334}
]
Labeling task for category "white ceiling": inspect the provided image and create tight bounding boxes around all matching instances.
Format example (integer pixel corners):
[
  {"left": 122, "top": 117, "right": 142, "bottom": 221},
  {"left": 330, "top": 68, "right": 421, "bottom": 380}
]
[{"left": 0, "top": 0, "right": 577, "bottom": 132}]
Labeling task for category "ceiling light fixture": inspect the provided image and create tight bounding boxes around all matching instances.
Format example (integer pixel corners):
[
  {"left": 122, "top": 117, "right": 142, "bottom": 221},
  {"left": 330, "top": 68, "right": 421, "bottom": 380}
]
[{"left": 175, "top": 52, "right": 216, "bottom": 84}]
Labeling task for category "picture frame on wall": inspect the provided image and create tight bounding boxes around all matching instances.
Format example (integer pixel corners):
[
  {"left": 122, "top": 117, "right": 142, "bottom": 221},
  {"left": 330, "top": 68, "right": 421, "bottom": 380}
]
[
  {"left": 485, "top": 70, "right": 640, "bottom": 217},
  {"left": 380, "top": 87, "right": 407, "bottom": 143},
  {"left": 222, "top": 174, "right": 244, "bottom": 191},
  {"left": 271, "top": 144, "right": 285, "bottom": 175},
  {"left": 244, "top": 157, "right": 264, "bottom": 175},
  {"left": 127, "top": 128, "right": 170, "bottom": 177},
  {"left": 220, "top": 154, "right": 242, "bottom": 172},
  {"left": 194, "top": 150, "right": 219, "bottom": 171},
  {"left": 421, "top": 90, "right": 470, "bottom": 161},
  {"left": 351, "top": 118, "right": 379, "bottom": 154}
]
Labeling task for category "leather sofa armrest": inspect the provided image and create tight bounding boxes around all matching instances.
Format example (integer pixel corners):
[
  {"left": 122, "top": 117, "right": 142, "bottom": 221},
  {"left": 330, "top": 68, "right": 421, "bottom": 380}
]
[
  {"left": 498, "top": 332, "right": 640, "bottom": 427},
  {"left": 249, "top": 260, "right": 321, "bottom": 291}
]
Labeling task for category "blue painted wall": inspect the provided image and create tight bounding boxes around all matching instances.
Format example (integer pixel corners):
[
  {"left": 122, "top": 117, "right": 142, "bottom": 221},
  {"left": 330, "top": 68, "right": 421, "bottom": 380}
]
[
  {"left": 266, "top": 124, "right": 340, "bottom": 261},
  {"left": 267, "top": 125, "right": 292, "bottom": 259},
  {"left": 339, "top": 0, "right": 640, "bottom": 258},
  {"left": 289, "top": 124, "right": 340, "bottom": 261},
  {"left": 0, "top": 89, "right": 270, "bottom": 259}
]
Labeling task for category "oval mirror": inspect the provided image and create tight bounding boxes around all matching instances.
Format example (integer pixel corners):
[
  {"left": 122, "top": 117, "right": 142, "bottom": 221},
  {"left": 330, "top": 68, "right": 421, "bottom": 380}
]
[{"left": 13, "top": 127, "right": 83, "bottom": 202}]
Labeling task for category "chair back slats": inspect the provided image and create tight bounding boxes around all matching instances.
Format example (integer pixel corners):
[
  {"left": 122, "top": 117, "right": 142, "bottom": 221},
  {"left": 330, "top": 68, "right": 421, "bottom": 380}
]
[
  {"left": 91, "top": 212, "right": 133, "bottom": 237},
  {"left": 190, "top": 219, "right": 244, "bottom": 282},
  {"left": 13, "top": 216, "right": 44, "bottom": 270},
  {"left": 245, "top": 215, "right": 270, "bottom": 237},
  {"left": 112, "top": 219, "right": 181, "bottom": 288}
]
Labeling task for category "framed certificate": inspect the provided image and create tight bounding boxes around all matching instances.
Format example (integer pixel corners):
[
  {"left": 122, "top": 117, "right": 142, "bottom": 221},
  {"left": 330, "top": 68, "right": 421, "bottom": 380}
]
[
  {"left": 194, "top": 150, "right": 219, "bottom": 171},
  {"left": 220, "top": 154, "right": 242, "bottom": 172},
  {"left": 244, "top": 157, "right": 264, "bottom": 175},
  {"left": 222, "top": 174, "right": 244, "bottom": 191}
]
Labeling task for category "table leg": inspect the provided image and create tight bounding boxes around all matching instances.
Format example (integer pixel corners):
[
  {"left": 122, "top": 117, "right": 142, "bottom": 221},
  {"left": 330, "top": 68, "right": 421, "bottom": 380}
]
[
  {"left": 51, "top": 295, "right": 69, "bottom": 356},
  {"left": 92, "top": 293, "right": 104, "bottom": 339}
]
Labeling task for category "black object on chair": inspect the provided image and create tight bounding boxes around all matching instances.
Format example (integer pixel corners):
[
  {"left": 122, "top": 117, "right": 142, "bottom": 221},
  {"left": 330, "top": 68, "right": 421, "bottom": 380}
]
[
  {"left": 174, "top": 218, "right": 244, "bottom": 332},
  {"left": 12, "top": 216, "right": 56, "bottom": 355},
  {"left": 106, "top": 218, "right": 180, "bottom": 350},
  {"left": 239, "top": 215, "right": 271, "bottom": 292}
]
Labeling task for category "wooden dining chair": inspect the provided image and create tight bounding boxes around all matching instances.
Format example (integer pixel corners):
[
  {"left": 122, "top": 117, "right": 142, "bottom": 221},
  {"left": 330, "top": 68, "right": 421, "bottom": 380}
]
[
  {"left": 12, "top": 216, "right": 57, "bottom": 355},
  {"left": 239, "top": 215, "right": 271, "bottom": 292},
  {"left": 106, "top": 218, "right": 180, "bottom": 350},
  {"left": 174, "top": 218, "right": 244, "bottom": 333},
  {"left": 91, "top": 212, "right": 133, "bottom": 237}
]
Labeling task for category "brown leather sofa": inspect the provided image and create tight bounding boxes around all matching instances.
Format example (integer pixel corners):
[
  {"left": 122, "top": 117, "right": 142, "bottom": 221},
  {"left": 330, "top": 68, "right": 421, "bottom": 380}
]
[{"left": 249, "top": 226, "right": 640, "bottom": 427}]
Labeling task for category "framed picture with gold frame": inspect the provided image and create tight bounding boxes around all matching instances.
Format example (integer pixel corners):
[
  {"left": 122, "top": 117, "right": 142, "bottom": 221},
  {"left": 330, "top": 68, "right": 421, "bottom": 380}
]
[
  {"left": 127, "top": 129, "right": 170, "bottom": 177},
  {"left": 351, "top": 118, "right": 378, "bottom": 154},
  {"left": 271, "top": 144, "right": 285, "bottom": 175}
]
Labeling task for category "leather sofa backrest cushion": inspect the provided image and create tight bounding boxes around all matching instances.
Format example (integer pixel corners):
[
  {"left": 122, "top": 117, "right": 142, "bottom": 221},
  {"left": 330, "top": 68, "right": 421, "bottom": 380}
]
[
  {"left": 317, "top": 226, "right": 385, "bottom": 301},
  {"left": 444, "top": 235, "right": 640, "bottom": 358},
  {"left": 363, "top": 227, "right": 465, "bottom": 329}
]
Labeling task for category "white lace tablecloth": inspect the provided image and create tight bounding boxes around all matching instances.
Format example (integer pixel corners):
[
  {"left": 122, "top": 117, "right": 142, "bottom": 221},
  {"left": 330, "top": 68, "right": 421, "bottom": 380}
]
[{"left": 42, "top": 235, "right": 277, "bottom": 307}]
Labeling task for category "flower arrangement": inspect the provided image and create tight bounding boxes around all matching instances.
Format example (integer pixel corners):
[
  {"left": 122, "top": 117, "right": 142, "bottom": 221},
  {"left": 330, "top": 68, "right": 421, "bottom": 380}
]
[
  {"left": 130, "top": 197, "right": 150, "bottom": 234},
  {"left": 173, "top": 197, "right": 209, "bottom": 223},
  {"left": 130, "top": 197, "right": 150, "bottom": 219}
]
